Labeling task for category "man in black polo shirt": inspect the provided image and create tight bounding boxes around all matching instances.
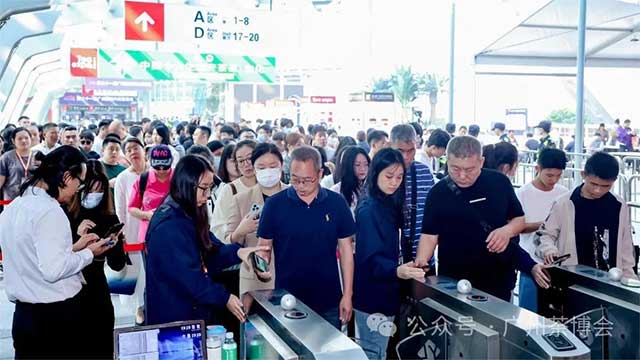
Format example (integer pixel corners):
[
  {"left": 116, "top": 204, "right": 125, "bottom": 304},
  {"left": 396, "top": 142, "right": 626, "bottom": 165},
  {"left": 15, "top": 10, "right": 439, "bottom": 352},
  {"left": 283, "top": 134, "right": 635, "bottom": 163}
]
[
  {"left": 416, "top": 136, "right": 550, "bottom": 301},
  {"left": 256, "top": 146, "right": 355, "bottom": 329}
]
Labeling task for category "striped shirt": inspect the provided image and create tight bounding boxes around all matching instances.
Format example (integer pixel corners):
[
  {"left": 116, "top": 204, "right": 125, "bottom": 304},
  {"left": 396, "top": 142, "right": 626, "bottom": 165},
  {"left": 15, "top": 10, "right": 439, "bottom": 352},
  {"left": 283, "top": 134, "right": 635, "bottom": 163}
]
[{"left": 403, "top": 161, "right": 435, "bottom": 261}]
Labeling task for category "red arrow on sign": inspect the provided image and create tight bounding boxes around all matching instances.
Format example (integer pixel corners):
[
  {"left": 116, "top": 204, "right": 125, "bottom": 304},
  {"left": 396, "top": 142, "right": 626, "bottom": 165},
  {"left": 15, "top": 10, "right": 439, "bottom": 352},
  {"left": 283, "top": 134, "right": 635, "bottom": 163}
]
[{"left": 124, "top": 1, "right": 164, "bottom": 41}]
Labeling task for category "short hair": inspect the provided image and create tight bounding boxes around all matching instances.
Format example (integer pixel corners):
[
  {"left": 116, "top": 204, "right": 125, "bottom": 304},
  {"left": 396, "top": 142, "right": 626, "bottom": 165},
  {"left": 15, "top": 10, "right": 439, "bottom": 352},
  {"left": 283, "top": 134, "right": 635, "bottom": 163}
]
[
  {"left": 311, "top": 125, "right": 327, "bottom": 136},
  {"left": 257, "top": 124, "right": 273, "bottom": 134},
  {"left": 445, "top": 123, "right": 456, "bottom": 134},
  {"left": 272, "top": 131, "right": 286, "bottom": 142},
  {"left": 285, "top": 132, "right": 304, "bottom": 148},
  {"left": 390, "top": 124, "right": 416, "bottom": 144},
  {"left": 129, "top": 125, "right": 143, "bottom": 138},
  {"left": 122, "top": 137, "right": 144, "bottom": 150},
  {"left": 102, "top": 135, "right": 122, "bottom": 148},
  {"left": 290, "top": 145, "right": 322, "bottom": 172},
  {"left": 468, "top": 124, "right": 480, "bottom": 137},
  {"left": 446, "top": 135, "right": 482, "bottom": 159},
  {"left": 207, "top": 140, "right": 224, "bottom": 154},
  {"left": 42, "top": 123, "right": 58, "bottom": 132},
  {"left": 537, "top": 148, "right": 567, "bottom": 170},
  {"left": 220, "top": 125, "right": 237, "bottom": 138},
  {"left": 239, "top": 127, "right": 257, "bottom": 137},
  {"left": 410, "top": 122, "right": 423, "bottom": 137},
  {"left": 367, "top": 130, "right": 388, "bottom": 146},
  {"left": 251, "top": 142, "right": 283, "bottom": 165},
  {"left": 141, "top": 117, "right": 151, "bottom": 124},
  {"left": 186, "top": 144, "right": 214, "bottom": 164},
  {"left": 187, "top": 123, "right": 198, "bottom": 136},
  {"left": 197, "top": 125, "right": 212, "bottom": 138},
  {"left": 98, "top": 119, "right": 112, "bottom": 130},
  {"left": 80, "top": 130, "right": 95, "bottom": 141},
  {"left": 63, "top": 126, "right": 77, "bottom": 133},
  {"left": 427, "top": 129, "right": 451, "bottom": 149},
  {"left": 584, "top": 151, "right": 619, "bottom": 181},
  {"left": 356, "top": 130, "right": 366, "bottom": 142}
]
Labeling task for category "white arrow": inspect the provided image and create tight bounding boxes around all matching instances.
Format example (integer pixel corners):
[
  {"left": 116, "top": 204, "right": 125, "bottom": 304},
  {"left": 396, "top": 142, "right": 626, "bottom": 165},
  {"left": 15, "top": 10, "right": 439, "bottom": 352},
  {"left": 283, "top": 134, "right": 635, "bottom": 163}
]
[{"left": 134, "top": 11, "right": 155, "bottom": 33}]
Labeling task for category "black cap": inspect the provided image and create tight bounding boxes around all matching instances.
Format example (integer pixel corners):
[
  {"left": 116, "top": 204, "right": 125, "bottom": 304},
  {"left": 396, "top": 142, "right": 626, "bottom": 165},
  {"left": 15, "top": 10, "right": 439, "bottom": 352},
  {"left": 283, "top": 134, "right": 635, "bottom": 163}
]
[
  {"left": 492, "top": 122, "right": 505, "bottom": 131},
  {"left": 536, "top": 120, "right": 552, "bottom": 133}
]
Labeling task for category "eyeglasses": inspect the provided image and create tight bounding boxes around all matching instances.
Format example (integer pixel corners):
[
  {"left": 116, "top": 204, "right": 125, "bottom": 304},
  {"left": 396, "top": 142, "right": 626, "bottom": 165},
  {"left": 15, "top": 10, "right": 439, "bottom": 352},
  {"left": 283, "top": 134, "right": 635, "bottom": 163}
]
[
  {"left": 80, "top": 140, "right": 92, "bottom": 145},
  {"left": 236, "top": 157, "right": 252, "bottom": 165},
  {"left": 197, "top": 184, "right": 214, "bottom": 194},
  {"left": 290, "top": 176, "right": 318, "bottom": 186}
]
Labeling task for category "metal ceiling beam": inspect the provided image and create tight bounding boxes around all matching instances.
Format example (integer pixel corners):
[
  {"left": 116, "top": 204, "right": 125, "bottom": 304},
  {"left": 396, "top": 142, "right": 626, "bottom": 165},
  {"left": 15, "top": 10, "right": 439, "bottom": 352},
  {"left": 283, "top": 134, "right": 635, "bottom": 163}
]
[
  {"left": 475, "top": 54, "right": 640, "bottom": 68},
  {"left": 521, "top": 23, "right": 632, "bottom": 32}
]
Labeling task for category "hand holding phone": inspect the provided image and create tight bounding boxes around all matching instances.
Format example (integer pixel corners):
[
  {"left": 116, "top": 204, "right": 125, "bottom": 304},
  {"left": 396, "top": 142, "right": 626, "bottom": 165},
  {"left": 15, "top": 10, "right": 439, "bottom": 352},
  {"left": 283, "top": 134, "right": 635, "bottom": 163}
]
[
  {"left": 252, "top": 252, "right": 269, "bottom": 273},
  {"left": 550, "top": 253, "right": 571, "bottom": 266},
  {"left": 102, "top": 223, "right": 125, "bottom": 239}
]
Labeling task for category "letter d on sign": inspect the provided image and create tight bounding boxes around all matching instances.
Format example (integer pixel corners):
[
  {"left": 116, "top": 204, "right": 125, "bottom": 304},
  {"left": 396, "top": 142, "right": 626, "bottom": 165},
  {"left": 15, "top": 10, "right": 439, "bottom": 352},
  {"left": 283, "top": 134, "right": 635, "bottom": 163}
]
[{"left": 195, "top": 27, "right": 204, "bottom": 38}]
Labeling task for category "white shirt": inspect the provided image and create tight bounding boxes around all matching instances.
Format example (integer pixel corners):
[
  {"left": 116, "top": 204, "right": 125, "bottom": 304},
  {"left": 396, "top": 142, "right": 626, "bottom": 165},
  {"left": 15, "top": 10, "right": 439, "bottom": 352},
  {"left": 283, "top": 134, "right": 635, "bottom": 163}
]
[
  {"left": 92, "top": 136, "right": 104, "bottom": 154},
  {"left": 415, "top": 150, "right": 439, "bottom": 174},
  {"left": 211, "top": 178, "right": 252, "bottom": 242},
  {"left": 516, "top": 182, "right": 569, "bottom": 262},
  {"left": 115, "top": 168, "right": 143, "bottom": 245},
  {"left": 0, "top": 187, "right": 93, "bottom": 303},
  {"left": 32, "top": 142, "right": 60, "bottom": 156},
  {"left": 320, "top": 174, "right": 335, "bottom": 189}
]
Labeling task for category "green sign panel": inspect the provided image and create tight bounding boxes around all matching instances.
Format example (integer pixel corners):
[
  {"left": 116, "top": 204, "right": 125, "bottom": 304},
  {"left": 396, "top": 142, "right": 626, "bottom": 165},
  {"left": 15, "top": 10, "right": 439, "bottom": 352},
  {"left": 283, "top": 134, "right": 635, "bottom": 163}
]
[{"left": 98, "top": 49, "right": 276, "bottom": 83}]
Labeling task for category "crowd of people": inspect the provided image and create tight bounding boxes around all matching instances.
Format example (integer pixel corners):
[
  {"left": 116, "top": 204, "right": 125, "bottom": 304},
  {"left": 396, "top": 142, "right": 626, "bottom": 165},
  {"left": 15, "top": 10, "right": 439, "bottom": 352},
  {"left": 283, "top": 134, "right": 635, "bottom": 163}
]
[{"left": 0, "top": 114, "right": 638, "bottom": 359}]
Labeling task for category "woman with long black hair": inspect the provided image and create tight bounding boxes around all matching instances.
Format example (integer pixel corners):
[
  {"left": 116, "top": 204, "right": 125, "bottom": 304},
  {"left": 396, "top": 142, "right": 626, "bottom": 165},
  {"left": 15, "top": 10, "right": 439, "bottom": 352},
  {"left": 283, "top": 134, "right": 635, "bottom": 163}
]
[
  {"left": 353, "top": 148, "right": 425, "bottom": 359},
  {"left": 330, "top": 146, "right": 370, "bottom": 212},
  {"left": 145, "top": 155, "right": 268, "bottom": 325},
  {"left": 67, "top": 159, "right": 127, "bottom": 358},
  {"left": 0, "top": 146, "right": 115, "bottom": 358}
]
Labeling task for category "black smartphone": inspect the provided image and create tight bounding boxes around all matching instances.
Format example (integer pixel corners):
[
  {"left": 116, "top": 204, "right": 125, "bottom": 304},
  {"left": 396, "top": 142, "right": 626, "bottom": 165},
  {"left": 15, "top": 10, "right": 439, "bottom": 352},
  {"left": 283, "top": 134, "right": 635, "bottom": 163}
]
[
  {"left": 551, "top": 253, "right": 571, "bottom": 265},
  {"left": 102, "top": 223, "right": 124, "bottom": 239},
  {"left": 252, "top": 253, "right": 269, "bottom": 273}
]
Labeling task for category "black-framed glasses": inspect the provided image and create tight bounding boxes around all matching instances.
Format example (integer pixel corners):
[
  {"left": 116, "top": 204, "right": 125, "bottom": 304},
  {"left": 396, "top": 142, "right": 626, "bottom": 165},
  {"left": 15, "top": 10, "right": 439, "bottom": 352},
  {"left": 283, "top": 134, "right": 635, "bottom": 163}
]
[
  {"left": 80, "top": 140, "right": 92, "bottom": 145},
  {"left": 197, "top": 184, "right": 213, "bottom": 194},
  {"left": 236, "top": 157, "right": 252, "bottom": 165},
  {"left": 290, "top": 176, "right": 318, "bottom": 186}
]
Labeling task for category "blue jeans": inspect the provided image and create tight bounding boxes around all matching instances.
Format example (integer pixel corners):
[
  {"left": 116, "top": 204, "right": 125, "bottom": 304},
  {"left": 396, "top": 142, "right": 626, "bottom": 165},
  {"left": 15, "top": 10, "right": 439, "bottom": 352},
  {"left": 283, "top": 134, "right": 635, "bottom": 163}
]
[
  {"left": 519, "top": 272, "right": 538, "bottom": 312},
  {"left": 319, "top": 307, "right": 341, "bottom": 330},
  {"left": 355, "top": 309, "right": 394, "bottom": 360}
]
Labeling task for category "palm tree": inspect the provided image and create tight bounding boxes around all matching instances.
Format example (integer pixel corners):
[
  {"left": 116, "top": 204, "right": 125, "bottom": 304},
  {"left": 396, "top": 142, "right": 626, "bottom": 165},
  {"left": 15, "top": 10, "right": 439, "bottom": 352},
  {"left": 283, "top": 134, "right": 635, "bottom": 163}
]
[
  {"left": 391, "top": 66, "right": 420, "bottom": 122},
  {"left": 421, "top": 73, "right": 448, "bottom": 123},
  {"left": 370, "top": 77, "right": 393, "bottom": 92}
]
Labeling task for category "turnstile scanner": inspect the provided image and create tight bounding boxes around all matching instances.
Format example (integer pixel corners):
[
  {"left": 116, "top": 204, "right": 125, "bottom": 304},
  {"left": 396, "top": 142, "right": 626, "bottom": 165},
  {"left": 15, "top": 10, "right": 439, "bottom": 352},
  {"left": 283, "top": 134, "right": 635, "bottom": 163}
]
[
  {"left": 397, "top": 276, "right": 590, "bottom": 359},
  {"left": 539, "top": 265, "right": 640, "bottom": 359},
  {"left": 240, "top": 289, "right": 367, "bottom": 360}
]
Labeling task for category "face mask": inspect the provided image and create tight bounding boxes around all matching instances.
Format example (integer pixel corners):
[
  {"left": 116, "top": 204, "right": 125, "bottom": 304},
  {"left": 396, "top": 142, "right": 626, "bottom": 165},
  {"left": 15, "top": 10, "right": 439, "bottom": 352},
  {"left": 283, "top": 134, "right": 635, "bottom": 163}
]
[
  {"left": 256, "top": 167, "right": 281, "bottom": 188},
  {"left": 257, "top": 134, "right": 268, "bottom": 143},
  {"left": 213, "top": 155, "right": 222, "bottom": 170},
  {"left": 81, "top": 192, "right": 104, "bottom": 209}
]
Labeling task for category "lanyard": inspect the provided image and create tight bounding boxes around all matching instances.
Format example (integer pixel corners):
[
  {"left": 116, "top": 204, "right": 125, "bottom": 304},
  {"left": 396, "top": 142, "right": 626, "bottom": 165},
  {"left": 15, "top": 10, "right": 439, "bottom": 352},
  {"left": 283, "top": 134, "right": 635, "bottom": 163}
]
[{"left": 16, "top": 151, "right": 32, "bottom": 177}]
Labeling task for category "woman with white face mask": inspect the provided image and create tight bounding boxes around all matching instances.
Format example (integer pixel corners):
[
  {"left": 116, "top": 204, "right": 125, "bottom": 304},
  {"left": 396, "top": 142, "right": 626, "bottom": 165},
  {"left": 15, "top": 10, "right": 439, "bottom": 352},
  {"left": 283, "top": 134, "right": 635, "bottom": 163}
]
[
  {"left": 225, "top": 143, "right": 286, "bottom": 309},
  {"left": 66, "top": 159, "right": 127, "bottom": 358}
]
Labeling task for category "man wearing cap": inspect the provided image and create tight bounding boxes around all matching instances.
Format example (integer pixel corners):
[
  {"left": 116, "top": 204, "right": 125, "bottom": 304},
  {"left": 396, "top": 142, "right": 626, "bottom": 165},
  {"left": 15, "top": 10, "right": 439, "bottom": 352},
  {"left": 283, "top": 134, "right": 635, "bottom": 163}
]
[
  {"left": 536, "top": 120, "right": 557, "bottom": 151},
  {"left": 492, "top": 122, "right": 510, "bottom": 143}
]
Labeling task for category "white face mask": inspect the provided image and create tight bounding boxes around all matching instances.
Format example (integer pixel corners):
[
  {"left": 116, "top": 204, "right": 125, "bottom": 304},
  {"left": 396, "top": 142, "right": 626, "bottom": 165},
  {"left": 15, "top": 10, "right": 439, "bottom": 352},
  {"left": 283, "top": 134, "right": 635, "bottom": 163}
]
[
  {"left": 81, "top": 192, "right": 104, "bottom": 209},
  {"left": 256, "top": 167, "right": 282, "bottom": 188},
  {"left": 213, "top": 156, "right": 222, "bottom": 170}
]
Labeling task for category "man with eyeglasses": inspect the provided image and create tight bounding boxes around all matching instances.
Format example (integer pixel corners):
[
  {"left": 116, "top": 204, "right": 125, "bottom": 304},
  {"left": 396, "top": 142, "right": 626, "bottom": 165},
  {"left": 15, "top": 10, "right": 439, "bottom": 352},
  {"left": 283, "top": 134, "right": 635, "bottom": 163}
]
[
  {"left": 415, "top": 136, "right": 551, "bottom": 301},
  {"left": 256, "top": 146, "right": 355, "bottom": 330}
]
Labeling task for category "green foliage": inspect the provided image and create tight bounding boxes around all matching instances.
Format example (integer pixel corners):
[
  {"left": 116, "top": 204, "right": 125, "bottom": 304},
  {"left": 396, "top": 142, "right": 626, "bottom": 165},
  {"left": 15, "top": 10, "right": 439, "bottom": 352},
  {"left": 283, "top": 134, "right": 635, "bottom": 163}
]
[{"left": 547, "top": 108, "right": 593, "bottom": 124}]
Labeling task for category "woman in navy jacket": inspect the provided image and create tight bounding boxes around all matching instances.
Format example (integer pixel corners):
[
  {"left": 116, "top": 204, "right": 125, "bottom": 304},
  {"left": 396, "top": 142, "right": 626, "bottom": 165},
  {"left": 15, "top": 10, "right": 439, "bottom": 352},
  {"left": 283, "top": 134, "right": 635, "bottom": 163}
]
[
  {"left": 145, "top": 155, "right": 268, "bottom": 325},
  {"left": 354, "top": 148, "right": 426, "bottom": 359}
]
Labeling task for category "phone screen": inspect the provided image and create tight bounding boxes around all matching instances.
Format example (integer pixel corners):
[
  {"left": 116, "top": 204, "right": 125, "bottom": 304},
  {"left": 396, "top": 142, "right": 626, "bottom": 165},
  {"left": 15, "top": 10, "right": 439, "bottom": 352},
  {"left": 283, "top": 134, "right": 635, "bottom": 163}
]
[
  {"left": 253, "top": 253, "right": 269, "bottom": 272},
  {"left": 103, "top": 223, "right": 124, "bottom": 238}
]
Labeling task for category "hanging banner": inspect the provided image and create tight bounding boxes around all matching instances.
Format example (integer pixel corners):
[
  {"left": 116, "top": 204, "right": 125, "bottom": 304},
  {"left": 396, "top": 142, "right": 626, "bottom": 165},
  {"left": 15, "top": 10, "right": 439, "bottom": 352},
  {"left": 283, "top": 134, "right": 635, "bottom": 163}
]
[{"left": 96, "top": 48, "right": 276, "bottom": 83}]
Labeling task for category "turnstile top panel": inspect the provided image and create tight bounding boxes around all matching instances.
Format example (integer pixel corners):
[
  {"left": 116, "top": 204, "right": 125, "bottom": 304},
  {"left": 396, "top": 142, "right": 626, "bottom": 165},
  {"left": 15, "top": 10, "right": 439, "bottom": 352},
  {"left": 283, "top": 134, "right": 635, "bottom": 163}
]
[
  {"left": 249, "top": 289, "right": 367, "bottom": 360},
  {"left": 554, "top": 265, "right": 640, "bottom": 305}
]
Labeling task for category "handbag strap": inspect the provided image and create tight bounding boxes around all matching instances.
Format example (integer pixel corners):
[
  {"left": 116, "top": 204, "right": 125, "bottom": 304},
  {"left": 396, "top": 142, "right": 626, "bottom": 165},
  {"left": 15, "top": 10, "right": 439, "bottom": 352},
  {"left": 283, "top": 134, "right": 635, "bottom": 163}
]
[
  {"left": 403, "top": 163, "right": 418, "bottom": 263},
  {"left": 443, "top": 176, "right": 493, "bottom": 234}
]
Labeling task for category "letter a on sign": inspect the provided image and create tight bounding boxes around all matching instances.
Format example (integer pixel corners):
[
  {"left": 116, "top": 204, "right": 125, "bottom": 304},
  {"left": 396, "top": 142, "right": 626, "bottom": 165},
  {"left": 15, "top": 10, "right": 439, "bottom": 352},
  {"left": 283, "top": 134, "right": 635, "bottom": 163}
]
[{"left": 124, "top": 1, "right": 164, "bottom": 41}]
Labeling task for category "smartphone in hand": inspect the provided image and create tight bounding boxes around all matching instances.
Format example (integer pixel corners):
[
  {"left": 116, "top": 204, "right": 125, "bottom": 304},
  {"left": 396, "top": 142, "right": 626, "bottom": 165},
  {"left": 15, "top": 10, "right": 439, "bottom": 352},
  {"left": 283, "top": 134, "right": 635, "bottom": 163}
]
[{"left": 252, "top": 252, "right": 269, "bottom": 273}]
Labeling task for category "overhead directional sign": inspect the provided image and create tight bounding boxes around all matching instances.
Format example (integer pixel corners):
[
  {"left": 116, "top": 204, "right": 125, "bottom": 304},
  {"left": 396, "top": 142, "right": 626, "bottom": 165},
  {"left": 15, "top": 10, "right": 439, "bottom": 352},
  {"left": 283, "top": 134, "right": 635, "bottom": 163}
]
[
  {"left": 97, "top": 48, "right": 276, "bottom": 83},
  {"left": 122, "top": 1, "right": 295, "bottom": 54},
  {"left": 124, "top": 1, "right": 165, "bottom": 41}
]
